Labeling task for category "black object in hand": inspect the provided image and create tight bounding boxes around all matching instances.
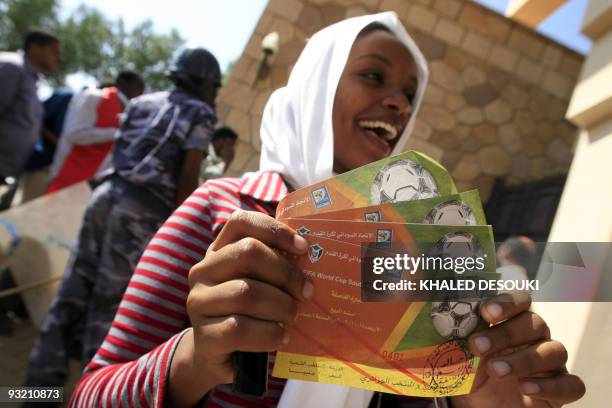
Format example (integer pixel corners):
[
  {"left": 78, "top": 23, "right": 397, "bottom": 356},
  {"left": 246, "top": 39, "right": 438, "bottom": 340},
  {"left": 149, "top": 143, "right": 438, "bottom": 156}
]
[{"left": 232, "top": 351, "right": 268, "bottom": 397}]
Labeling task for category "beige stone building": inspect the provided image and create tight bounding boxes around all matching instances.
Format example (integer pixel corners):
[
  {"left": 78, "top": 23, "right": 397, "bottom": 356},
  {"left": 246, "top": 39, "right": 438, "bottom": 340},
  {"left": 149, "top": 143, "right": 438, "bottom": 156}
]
[{"left": 218, "top": 0, "right": 583, "bottom": 240}]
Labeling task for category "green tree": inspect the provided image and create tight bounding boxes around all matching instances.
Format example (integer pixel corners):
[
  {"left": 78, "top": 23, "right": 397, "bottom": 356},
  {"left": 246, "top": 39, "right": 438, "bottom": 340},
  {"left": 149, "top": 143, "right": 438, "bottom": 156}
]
[
  {"left": 0, "top": 0, "right": 59, "bottom": 50},
  {"left": 121, "top": 21, "right": 184, "bottom": 90},
  {"left": 55, "top": 4, "right": 115, "bottom": 82},
  {"left": 0, "top": 0, "right": 185, "bottom": 91}
]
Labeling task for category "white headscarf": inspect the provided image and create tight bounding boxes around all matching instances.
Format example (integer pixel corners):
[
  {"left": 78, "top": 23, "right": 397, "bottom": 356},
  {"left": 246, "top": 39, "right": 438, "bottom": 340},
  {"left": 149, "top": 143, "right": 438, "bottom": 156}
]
[
  {"left": 259, "top": 11, "right": 429, "bottom": 189},
  {"left": 261, "top": 12, "right": 430, "bottom": 407}
]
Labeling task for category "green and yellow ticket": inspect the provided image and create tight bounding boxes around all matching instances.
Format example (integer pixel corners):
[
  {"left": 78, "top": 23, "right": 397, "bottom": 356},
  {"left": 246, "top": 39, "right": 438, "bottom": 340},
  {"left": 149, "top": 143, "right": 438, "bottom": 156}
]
[
  {"left": 277, "top": 151, "right": 457, "bottom": 220},
  {"left": 273, "top": 219, "right": 496, "bottom": 396},
  {"left": 273, "top": 150, "right": 496, "bottom": 397}
]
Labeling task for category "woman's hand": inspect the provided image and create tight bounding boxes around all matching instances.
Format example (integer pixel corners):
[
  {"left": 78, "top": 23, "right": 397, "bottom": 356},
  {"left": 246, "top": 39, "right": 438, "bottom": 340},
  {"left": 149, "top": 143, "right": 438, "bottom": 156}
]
[
  {"left": 451, "top": 292, "right": 585, "bottom": 407},
  {"left": 168, "top": 210, "right": 312, "bottom": 407}
]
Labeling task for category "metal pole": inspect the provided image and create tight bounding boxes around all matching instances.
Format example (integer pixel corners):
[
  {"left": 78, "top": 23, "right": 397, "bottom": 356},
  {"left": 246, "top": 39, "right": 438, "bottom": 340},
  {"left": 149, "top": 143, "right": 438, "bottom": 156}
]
[{"left": 0, "top": 275, "right": 62, "bottom": 299}]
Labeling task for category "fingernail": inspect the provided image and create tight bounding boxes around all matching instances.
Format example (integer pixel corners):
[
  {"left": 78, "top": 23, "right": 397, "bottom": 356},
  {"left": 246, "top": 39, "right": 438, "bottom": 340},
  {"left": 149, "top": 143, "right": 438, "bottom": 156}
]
[
  {"left": 473, "top": 336, "right": 491, "bottom": 353},
  {"left": 293, "top": 234, "right": 308, "bottom": 251},
  {"left": 486, "top": 303, "right": 503, "bottom": 319},
  {"left": 491, "top": 360, "right": 511, "bottom": 377},
  {"left": 282, "top": 331, "right": 290, "bottom": 345},
  {"left": 302, "top": 280, "right": 314, "bottom": 300},
  {"left": 521, "top": 382, "right": 540, "bottom": 395}
]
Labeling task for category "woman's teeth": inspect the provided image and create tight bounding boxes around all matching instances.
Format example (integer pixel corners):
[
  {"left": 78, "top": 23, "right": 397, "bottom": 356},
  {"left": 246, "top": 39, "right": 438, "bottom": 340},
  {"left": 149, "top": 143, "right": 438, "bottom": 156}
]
[{"left": 357, "top": 120, "right": 398, "bottom": 140}]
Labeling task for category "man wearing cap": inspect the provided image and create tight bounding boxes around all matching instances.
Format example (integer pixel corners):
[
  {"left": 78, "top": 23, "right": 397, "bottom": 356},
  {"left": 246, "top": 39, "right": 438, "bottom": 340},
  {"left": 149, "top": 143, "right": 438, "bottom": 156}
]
[{"left": 25, "top": 45, "right": 220, "bottom": 388}]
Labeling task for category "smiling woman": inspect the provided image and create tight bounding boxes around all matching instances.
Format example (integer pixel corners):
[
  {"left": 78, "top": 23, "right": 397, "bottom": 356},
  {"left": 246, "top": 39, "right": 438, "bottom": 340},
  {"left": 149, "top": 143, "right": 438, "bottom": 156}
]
[
  {"left": 66, "top": 12, "right": 434, "bottom": 408},
  {"left": 67, "top": 10, "right": 585, "bottom": 408},
  {"left": 332, "top": 24, "right": 418, "bottom": 173}
]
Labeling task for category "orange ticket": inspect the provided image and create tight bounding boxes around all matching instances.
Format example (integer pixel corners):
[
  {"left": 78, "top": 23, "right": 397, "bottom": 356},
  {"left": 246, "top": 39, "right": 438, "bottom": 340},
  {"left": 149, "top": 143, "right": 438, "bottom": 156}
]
[
  {"left": 293, "top": 190, "right": 486, "bottom": 226},
  {"left": 272, "top": 219, "right": 496, "bottom": 397},
  {"left": 276, "top": 151, "right": 457, "bottom": 221}
]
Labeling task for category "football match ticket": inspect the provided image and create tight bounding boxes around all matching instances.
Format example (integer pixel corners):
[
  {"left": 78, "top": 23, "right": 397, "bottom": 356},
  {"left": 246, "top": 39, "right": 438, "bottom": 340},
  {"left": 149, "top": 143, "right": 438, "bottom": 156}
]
[
  {"left": 294, "top": 190, "right": 486, "bottom": 226},
  {"left": 272, "top": 150, "right": 496, "bottom": 397},
  {"left": 272, "top": 219, "right": 496, "bottom": 396},
  {"left": 276, "top": 151, "right": 457, "bottom": 221}
]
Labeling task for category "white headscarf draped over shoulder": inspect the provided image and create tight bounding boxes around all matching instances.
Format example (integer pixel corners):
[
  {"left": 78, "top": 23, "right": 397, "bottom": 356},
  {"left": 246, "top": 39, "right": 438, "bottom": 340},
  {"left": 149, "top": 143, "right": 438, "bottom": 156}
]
[{"left": 259, "top": 11, "right": 429, "bottom": 189}]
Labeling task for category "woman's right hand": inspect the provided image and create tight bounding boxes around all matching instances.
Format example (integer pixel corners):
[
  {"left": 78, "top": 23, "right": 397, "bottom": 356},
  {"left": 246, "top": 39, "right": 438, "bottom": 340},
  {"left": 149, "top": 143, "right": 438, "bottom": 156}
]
[{"left": 169, "top": 210, "right": 312, "bottom": 407}]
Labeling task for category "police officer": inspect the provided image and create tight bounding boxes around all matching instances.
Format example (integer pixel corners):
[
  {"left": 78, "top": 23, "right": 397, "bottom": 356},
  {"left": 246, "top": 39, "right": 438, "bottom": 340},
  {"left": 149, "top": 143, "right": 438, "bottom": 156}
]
[{"left": 25, "top": 46, "right": 221, "bottom": 388}]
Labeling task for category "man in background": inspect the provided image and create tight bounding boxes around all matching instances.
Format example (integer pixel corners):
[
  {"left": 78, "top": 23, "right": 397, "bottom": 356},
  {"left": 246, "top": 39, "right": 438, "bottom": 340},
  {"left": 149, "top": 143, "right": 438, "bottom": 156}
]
[
  {"left": 0, "top": 28, "right": 62, "bottom": 208},
  {"left": 497, "top": 235, "right": 537, "bottom": 281},
  {"left": 199, "top": 125, "right": 237, "bottom": 183},
  {"left": 47, "top": 71, "right": 145, "bottom": 193}
]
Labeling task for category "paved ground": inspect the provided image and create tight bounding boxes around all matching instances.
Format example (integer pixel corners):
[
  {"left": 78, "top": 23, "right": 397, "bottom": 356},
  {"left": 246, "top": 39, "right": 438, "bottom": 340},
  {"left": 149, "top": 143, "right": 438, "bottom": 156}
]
[{"left": 0, "top": 315, "right": 80, "bottom": 407}]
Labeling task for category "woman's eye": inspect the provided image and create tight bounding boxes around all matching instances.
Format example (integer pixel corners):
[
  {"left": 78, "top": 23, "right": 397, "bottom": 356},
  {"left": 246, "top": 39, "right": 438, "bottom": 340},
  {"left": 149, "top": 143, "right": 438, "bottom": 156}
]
[
  {"left": 363, "top": 72, "right": 383, "bottom": 83},
  {"left": 404, "top": 90, "right": 416, "bottom": 103}
]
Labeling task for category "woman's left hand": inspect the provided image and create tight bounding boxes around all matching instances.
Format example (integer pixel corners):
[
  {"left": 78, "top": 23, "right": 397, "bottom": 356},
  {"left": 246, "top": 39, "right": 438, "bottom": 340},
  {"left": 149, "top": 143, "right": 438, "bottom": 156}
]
[{"left": 450, "top": 292, "right": 586, "bottom": 407}]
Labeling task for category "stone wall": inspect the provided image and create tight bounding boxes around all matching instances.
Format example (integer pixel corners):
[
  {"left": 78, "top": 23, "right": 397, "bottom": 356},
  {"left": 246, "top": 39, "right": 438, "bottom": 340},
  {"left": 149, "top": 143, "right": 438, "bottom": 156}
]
[{"left": 216, "top": 0, "right": 583, "bottom": 202}]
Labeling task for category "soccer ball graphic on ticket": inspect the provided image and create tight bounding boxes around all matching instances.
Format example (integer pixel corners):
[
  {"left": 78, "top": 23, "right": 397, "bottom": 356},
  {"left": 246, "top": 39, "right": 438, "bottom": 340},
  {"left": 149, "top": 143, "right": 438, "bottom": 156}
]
[{"left": 272, "top": 151, "right": 496, "bottom": 398}]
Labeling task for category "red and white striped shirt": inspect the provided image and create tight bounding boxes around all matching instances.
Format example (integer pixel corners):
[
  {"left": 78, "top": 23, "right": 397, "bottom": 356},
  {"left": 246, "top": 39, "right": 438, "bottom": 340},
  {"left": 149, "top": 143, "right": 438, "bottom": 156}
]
[{"left": 69, "top": 171, "right": 445, "bottom": 408}]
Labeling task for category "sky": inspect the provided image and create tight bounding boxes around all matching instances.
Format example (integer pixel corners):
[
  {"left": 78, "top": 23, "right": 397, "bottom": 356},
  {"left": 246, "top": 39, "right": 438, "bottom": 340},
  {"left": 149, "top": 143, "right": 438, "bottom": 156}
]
[
  {"left": 474, "top": 0, "right": 591, "bottom": 54},
  {"left": 58, "top": 0, "right": 591, "bottom": 89},
  {"left": 60, "top": 0, "right": 269, "bottom": 72}
]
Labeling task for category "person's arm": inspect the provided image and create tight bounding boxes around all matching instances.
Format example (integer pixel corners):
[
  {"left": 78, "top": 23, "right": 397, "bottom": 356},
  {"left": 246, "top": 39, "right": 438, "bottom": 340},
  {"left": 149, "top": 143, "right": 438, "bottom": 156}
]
[
  {"left": 176, "top": 116, "right": 215, "bottom": 206},
  {"left": 176, "top": 149, "right": 204, "bottom": 207},
  {"left": 0, "top": 63, "right": 22, "bottom": 117},
  {"left": 41, "top": 128, "right": 59, "bottom": 145},
  {"left": 167, "top": 210, "right": 310, "bottom": 407},
  {"left": 69, "top": 182, "right": 309, "bottom": 408}
]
